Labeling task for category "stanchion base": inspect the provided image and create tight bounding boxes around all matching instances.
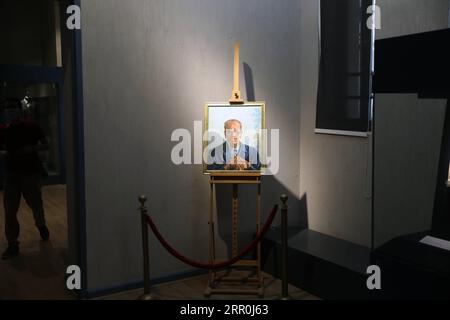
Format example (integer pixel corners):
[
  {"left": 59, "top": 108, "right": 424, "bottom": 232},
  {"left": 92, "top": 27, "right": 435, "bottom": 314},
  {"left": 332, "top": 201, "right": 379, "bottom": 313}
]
[
  {"left": 139, "top": 293, "right": 156, "bottom": 300},
  {"left": 277, "top": 295, "right": 292, "bottom": 301}
]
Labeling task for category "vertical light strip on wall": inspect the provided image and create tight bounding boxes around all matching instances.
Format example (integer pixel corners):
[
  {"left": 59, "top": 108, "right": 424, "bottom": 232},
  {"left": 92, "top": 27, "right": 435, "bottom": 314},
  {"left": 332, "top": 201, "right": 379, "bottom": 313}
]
[
  {"left": 54, "top": 0, "right": 62, "bottom": 67},
  {"left": 369, "top": 0, "right": 376, "bottom": 124},
  {"left": 447, "top": 161, "right": 450, "bottom": 187}
]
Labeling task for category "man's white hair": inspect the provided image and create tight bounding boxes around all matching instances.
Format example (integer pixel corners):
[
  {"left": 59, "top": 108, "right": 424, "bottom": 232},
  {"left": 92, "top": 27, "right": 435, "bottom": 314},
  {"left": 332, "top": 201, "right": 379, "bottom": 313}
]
[{"left": 224, "top": 119, "right": 242, "bottom": 130}]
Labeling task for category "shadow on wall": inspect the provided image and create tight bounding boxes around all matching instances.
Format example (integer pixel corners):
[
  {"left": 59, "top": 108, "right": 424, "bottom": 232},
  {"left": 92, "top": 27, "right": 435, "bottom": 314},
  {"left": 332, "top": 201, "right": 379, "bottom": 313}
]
[
  {"left": 213, "top": 63, "right": 308, "bottom": 259},
  {"left": 243, "top": 63, "right": 255, "bottom": 102},
  {"left": 215, "top": 177, "right": 309, "bottom": 260}
]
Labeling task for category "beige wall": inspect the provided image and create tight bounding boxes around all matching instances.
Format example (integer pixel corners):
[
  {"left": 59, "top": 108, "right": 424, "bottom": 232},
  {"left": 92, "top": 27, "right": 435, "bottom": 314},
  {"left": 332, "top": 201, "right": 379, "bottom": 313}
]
[
  {"left": 376, "top": 0, "right": 449, "bottom": 39},
  {"left": 374, "top": 94, "right": 447, "bottom": 246},
  {"left": 299, "top": 0, "right": 372, "bottom": 247}
]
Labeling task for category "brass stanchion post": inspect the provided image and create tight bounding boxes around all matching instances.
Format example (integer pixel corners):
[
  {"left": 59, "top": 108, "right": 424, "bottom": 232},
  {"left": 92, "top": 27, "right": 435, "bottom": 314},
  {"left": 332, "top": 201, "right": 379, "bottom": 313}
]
[
  {"left": 139, "top": 195, "right": 153, "bottom": 300},
  {"left": 279, "top": 194, "right": 291, "bottom": 300}
]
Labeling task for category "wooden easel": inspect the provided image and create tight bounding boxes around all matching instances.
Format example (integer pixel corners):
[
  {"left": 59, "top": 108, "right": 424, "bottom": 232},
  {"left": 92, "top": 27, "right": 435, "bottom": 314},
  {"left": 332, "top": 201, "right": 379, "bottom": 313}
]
[
  {"left": 205, "top": 43, "right": 264, "bottom": 297},
  {"left": 229, "top": 42, "right": 244, "bottom": 104}
]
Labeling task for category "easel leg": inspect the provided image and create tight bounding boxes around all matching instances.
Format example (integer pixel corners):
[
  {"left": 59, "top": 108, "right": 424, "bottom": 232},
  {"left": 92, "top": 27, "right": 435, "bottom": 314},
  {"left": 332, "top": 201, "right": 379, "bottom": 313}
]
[
  {"left": 206, "top": 182, "right": 216, "bottom": 296},
  {"left": 257, "top": 182, "right": 263, "bottom": 297},
  {"left": 206, "top": 177, "right": 264, "bottom": 298},
  {"left": 211, "top": 184, "right": 217, "bottom": 264},
  {"left": 232, "top": 184, "right": 239, "bottom": 258}
]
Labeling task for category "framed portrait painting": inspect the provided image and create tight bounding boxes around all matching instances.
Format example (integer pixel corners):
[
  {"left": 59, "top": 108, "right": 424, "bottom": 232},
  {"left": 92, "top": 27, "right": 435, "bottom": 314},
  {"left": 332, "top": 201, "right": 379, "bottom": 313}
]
[{"left": 203, "top": 102, "right": 266, "bottom": 175}]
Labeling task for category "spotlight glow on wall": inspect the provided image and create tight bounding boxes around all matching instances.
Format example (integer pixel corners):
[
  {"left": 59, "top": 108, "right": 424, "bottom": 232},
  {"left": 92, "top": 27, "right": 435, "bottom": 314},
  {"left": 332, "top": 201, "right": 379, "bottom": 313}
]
[{"left": 447, "top": 161, "right": 450, "bottom": 187}]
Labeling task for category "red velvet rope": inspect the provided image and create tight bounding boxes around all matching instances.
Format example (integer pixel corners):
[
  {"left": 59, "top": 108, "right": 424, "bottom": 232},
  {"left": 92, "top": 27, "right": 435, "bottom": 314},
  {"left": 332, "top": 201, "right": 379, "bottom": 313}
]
[{"left": 145, "top": 205, "right": 279, "bottom": 270}]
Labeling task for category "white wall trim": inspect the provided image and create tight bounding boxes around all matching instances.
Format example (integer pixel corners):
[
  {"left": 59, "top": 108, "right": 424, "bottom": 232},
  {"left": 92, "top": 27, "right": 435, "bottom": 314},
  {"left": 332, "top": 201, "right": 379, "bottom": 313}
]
[{"left": 314, "top": 128, "right": 369, "bottom": 138}]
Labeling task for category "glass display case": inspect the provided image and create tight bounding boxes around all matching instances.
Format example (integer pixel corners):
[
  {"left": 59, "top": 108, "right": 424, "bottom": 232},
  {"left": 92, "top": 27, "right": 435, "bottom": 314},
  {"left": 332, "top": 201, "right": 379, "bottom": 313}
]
[{"left": 372, "top": 28, "right": 450, "bottom": 299}]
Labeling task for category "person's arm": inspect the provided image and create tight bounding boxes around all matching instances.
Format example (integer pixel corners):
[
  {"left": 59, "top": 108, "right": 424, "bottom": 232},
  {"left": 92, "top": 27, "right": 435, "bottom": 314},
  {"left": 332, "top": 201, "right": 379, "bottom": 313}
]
[
  {"left": 0, "top": 126, "right": 6, "bottom": 157},
  {"left": 15, "top": 137, "right": 49, "bottom": 155},
  {"left": 0, "top": 141, "right": 6, "bottom": 158},
  {"left": 36, "top": 136, "right": 50, "bottom": 152},
  {"left": 16, "top": 123, "right": 50, "bottom": 155},
  {"left": 37, "top": 137, "right": 49, "bottom": 154}
]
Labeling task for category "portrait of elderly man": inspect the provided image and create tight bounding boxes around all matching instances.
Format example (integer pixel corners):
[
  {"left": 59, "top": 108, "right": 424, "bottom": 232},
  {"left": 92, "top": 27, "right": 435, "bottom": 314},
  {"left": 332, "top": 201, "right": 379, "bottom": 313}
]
[{"left": 207, "top": 119, "right": 261, "bottom": 171}]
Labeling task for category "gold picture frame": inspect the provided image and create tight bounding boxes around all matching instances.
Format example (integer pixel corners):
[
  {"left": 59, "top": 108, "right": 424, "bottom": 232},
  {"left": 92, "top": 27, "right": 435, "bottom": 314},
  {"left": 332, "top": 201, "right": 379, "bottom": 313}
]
[{"left": 203, "top": 102, "right": 266, "bottom": 176}]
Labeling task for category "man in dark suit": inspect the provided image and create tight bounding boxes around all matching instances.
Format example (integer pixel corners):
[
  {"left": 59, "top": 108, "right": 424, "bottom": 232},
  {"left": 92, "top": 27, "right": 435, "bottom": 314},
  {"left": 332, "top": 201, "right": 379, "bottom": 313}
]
[{"left": 207, "top": 119, "right": 260, "bottom": 171}]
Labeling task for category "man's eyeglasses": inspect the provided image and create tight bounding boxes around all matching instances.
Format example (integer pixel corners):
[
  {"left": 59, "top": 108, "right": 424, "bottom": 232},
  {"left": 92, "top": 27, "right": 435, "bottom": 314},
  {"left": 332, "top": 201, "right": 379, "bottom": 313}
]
[{"left": 225, "top": 129, "right": 242, "bottom": 136}]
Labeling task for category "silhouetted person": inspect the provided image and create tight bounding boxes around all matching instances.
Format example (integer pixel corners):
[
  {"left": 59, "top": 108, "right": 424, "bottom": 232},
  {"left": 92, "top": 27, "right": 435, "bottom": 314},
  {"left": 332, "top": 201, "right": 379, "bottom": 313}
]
[{"left": 1, "top": 105, "right": 50, "bottom": 260}]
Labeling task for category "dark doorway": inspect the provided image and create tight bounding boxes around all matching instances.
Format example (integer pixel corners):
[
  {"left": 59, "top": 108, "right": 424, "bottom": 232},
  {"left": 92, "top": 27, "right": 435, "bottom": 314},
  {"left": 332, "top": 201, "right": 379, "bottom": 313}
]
[{"left": 0, "top": 0, "right": 83, "bottom": 299}]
